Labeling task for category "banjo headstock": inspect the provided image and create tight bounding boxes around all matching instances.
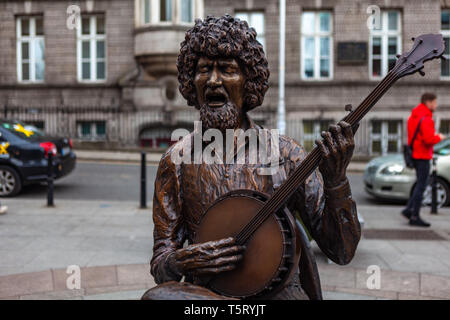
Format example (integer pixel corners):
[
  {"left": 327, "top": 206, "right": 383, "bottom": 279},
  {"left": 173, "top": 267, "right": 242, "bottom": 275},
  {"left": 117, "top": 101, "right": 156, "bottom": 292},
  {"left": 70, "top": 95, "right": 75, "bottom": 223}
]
[{"left": 393, "top": 34, "right": 445, "bottom": 79}]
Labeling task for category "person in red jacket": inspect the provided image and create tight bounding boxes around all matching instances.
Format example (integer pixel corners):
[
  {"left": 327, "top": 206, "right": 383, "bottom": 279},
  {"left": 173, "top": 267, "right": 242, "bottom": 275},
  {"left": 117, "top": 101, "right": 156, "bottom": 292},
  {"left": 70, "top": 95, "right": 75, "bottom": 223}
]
[{"left": 402, "top": 93, "right": 446, "bottom": 227}]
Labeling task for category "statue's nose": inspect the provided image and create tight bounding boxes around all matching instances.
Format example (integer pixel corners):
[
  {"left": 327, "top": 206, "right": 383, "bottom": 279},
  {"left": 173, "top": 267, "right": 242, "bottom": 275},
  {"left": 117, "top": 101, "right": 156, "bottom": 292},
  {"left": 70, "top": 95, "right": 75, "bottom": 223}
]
[{"left": 207, "top": 68, "right": 222, "bottom": 88}]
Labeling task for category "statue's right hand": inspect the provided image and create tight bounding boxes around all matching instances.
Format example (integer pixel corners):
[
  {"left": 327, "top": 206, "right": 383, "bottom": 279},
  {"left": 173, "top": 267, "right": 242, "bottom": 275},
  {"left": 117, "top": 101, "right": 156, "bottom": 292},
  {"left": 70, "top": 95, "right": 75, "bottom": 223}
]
[{"left": 167, "top": 237, "right": 245, "bottom": 277}]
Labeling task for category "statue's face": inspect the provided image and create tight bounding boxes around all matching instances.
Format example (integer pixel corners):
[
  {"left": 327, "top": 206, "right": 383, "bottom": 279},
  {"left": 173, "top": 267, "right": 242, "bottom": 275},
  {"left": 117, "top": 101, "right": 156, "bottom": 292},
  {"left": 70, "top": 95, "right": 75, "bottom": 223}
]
[{"left": 194, "top": 57, "right": 245, "bottom": 111}]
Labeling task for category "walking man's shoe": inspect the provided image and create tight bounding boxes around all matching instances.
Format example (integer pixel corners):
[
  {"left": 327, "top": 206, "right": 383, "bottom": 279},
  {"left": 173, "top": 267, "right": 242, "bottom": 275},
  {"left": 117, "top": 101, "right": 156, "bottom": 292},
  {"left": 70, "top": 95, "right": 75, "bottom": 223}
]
[
  {"left": 409, "top": 217, "right": 431, "bottom": 227},
  {"left": 401, "top": 209, "right": 412, "bottom": 219}
]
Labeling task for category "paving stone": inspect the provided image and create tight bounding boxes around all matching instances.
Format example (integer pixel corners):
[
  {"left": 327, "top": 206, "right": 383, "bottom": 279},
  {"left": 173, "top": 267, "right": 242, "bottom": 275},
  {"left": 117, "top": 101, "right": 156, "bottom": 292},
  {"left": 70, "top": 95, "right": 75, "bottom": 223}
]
[
  {"left": 0, "top": 296, "right": 19, "bottom": 300},
  {"left": 116, "top": 264, "right": 155, "bottom": 286},
  {"left": 0, "top": 236, "right": 34, "bottom": 251},
  {"left": 380, "top": 252, "right": 450, "bottom": 277},
  {"left": 317, "top": 264, "right": 356, "bottom": 289},
  {"left": 76, "top": 237, "right": 134, "bottom": 252},
  {"left": 86, "top": 250, "right": 149, "bottom": 267},
  {"left": 127, "top": 237, "right": 154, "bottom": 252},
  {"left": 20, "top": 289, "right": 85, "bottom": 300},
  {"left": 84, "top": 284, "right": 149, "bottom": 295},
  {"left": 356, "top": 269, "right": 419, "bottom": 294},
  {"left": 0, "top": 271, "right": 53, "bottom": 298},
  {"left": 80, "top": 265, "right": 118, "bottom": 289},
  {"left": 397, "top": 293, "right": 440, "bottom": 300},
  {"left": 21, "top": 236, "right": 85, "bottom": 252},
  {"left": 420, "top": 274, "right": 450, "bottom": 299},
  {"left": 0, "top": 267, "right": 25, "bottom": 277},
  {"left": 24, "top": 250, "right": 97, "bottom": 271},
  {"left": 84, "top": 289, "right": 148, "bottom": 300},
  {"left": 323, "top": 290, "right": 377, "bottom": 300},
  {"left": 52, "top": 268, "right": 75, "bottom": 291},
  {"left": 331, "top": 287, "right": 397, "bottom": 300},
  {"left": 0, "top": 250, "right": 41, "bottom": 268}
]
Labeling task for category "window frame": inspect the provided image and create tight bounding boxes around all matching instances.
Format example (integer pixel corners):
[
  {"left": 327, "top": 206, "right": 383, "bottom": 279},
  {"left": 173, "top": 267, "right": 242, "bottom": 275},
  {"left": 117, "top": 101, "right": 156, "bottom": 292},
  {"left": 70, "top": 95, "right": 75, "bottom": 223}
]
[
  {"left": 140, "top": 0, "right": 195, "bottom": 26},
  {"left": 300, "top": 119, "right": 333, "bottom": 151},
  {"left": 439, "top": 118, "right": 450, "bottom": 135},
  {"left": 77, "top": 121, "right": 107, "bottom": 140},
  {"left": 369, "top": 120, "right": 403, "bottom": 155},
  {"left": 16, "top": 16, "right": 45, "bottom": 83},
  {"left": 300, "top": 11, "right": 333, "bottom": 81},
  {"left": 369, "top": 10, "right": 402, "bottom": 80},
  {"left": 234, "top": 11, "right": 266, "bottom": 49},
  {"left": 440, "top": 9, "right": 450, "bottom": 79},
  {"left": 76, "top": 14, "right": 107, "bottom": 83}
]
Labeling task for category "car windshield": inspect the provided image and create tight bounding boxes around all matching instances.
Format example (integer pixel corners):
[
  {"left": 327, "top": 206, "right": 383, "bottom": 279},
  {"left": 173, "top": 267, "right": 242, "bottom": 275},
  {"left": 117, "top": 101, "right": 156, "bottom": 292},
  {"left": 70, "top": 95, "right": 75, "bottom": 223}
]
[
  {"left": 434, "top": 138, "right": 450, "bottom": 156},
  {"left": 1, "top": 121, "right": 45, "bottom": 139}
]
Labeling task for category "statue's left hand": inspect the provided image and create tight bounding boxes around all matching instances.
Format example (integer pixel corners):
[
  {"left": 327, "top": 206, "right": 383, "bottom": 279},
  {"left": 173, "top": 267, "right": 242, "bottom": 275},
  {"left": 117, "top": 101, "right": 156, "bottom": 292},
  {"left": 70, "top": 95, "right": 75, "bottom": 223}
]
[{"left": 315, "top": 121, "right": 355, "bottom": 188}]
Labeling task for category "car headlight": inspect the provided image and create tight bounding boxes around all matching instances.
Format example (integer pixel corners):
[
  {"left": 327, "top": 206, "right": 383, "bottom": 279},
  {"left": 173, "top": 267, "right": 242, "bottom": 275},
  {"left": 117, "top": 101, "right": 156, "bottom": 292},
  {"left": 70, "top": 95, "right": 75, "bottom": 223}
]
[{"left": 380, "top": 164, "right": 405, "bottom": 175}]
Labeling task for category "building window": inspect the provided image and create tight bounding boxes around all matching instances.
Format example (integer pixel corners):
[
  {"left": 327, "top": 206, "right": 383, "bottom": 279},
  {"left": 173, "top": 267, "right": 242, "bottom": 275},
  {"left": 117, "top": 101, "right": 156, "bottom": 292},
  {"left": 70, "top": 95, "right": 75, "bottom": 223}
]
[
  {"left": 140, "top": 0, "right": 194, "bottom": 25},
  {"left": 370, "top": 120, "right": 402, "bottom": 155},
  {"left": 235, "top": 12, "right": 265, "bottom": 49},
  {"left": 139, "top": 124, "right": 193, "bottom": 148},
  {"left": 77, "top": 15, "right": 106, "bottom": 82},
  {"left": 301, "top": 119, "right": 332, "bottom": 151},
  {"left": 16, "top": 16, "right": 45, "bottom": 82},
  {"left": 441, "top": 10, "right": 450, "bottom": 78},
  {"left": 369, "top": 11, "right": 401, "bottom": 79},
  {"left": 143, "top": 0, "right": 151, "bottom": 24},
  {"left": 24, "top": 121, "right": 45, "bottom": 131},
  {"left": 440, "top": 119, "right": 450, "bottom": 135},
  {"left": 180, "top": 0, "right": 193, "bottom": 23},
  {"left": 77, "top": 121, "right": 106, "bottom": 140},
  {"left": 301, "top": 11, "right": 333, "bottom": 80},
  {"left": 160, "top": 0, "right": 172, "bottom": 22}
]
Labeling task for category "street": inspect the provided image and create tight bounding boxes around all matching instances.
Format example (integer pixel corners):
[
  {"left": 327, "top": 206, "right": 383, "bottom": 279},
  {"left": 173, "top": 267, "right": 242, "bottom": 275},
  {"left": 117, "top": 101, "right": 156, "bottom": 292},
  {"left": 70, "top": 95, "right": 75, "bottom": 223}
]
[{"left": 16, "top": 160, "right": 401, "bottom": 207}]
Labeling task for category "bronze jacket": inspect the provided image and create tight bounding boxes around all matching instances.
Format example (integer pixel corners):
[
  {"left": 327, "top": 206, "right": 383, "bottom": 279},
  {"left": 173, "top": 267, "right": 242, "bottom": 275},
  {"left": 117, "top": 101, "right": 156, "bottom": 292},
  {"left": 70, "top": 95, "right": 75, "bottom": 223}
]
[{"left": 150, "top": 119, "right": 361, "bottom": 299}]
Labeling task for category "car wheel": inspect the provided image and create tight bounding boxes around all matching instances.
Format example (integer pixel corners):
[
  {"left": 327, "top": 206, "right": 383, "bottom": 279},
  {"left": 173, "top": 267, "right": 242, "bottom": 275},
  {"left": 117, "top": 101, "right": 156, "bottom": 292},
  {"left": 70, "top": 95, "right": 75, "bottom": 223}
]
[
  {"left": 0, "top": 166, "right": 22, "bottom": 197},
  {"left": 421, "top": 177, "right": 450, "bottom": 208}
]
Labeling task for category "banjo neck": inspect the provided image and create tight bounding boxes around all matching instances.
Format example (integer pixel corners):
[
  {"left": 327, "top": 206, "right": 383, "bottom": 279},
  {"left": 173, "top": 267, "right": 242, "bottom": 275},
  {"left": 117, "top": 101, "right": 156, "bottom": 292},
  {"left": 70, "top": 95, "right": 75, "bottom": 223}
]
[{"left": 233, "top": 33, "right": 446, "bottom": 245}]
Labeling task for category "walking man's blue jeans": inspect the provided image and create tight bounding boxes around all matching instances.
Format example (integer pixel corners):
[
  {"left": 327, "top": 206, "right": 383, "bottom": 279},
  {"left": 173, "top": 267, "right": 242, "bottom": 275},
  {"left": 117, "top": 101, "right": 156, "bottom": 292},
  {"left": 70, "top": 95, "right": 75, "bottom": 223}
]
[{"left": 405, "top": 159, "right": 430, "bottom": 218}]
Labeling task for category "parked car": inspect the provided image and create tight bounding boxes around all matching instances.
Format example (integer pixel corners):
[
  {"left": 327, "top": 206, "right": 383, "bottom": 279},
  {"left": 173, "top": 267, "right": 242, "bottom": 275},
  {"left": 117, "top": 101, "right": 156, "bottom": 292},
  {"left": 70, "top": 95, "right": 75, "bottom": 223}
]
[
  {"left": 0, "top": 119, "right": 76, "bottom": 196},
  {"left": 364, "top": 138, "right": 450, "bottom": 207}
]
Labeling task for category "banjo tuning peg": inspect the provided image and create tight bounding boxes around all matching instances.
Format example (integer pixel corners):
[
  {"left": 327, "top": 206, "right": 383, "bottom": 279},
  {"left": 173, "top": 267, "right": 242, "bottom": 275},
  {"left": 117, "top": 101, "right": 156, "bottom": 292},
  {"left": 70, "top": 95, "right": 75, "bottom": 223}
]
[{"left": 345, "top": 104, "right": 353, "bottom": 112}]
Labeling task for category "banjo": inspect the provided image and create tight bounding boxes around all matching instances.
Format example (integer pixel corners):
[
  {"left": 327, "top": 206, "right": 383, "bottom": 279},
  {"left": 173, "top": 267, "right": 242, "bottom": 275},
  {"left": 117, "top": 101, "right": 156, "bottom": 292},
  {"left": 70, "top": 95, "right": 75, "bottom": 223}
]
[{"left": 193, "top": 34, "right": 445, "bottom": 299}]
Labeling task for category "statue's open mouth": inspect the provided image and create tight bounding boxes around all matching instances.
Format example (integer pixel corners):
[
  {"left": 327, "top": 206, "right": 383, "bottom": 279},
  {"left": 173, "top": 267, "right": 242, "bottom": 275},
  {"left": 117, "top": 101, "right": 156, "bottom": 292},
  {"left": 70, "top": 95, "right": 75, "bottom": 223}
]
[{"left": 206, "top": 91, "right": 227, "bottom": 108}]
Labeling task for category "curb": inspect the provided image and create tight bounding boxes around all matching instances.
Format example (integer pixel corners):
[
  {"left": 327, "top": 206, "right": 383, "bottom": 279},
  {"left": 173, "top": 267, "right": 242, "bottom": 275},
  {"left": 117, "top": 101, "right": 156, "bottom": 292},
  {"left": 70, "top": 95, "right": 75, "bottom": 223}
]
[
  {"left": 1, "top": 263, "right": 449, "bottom": 300},
  {"left": 0, "top": 264, "right": 155, "bottom": 300}
]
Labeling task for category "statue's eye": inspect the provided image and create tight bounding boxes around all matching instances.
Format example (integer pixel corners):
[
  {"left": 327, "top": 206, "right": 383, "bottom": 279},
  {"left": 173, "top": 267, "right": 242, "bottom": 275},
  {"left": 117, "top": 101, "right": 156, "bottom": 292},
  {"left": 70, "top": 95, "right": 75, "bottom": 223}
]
[
  {"left": 198, "top": 65, "right": 209, "bottom": 73},
  {"left": 223, "top": 66, "right": 236, "bottom": 74}
]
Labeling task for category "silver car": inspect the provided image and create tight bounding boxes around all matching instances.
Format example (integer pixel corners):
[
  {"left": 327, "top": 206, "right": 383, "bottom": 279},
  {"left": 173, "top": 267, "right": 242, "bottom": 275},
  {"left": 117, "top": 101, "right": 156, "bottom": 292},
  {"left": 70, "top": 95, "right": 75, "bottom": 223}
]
[{"left": 364, "top": 139, "right": 450, "bottom": 207}]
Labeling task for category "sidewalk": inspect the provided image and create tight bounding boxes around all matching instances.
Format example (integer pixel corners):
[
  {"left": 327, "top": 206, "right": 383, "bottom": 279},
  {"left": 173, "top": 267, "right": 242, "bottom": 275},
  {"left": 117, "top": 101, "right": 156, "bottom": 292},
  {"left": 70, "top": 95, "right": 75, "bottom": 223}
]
[
  {"left": 0, "top": 198, "right": 449, "bottom": 299},
  {"left": 75, "top": 149, "right": 368, "bottom": 172}
]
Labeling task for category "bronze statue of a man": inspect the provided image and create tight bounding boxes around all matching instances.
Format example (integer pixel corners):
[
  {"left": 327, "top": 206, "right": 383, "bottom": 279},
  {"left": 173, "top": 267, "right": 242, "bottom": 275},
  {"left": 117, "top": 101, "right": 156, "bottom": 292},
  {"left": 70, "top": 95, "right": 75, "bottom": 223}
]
[{"left": 143, "top": 15, "right": 361, "bottom": 300}]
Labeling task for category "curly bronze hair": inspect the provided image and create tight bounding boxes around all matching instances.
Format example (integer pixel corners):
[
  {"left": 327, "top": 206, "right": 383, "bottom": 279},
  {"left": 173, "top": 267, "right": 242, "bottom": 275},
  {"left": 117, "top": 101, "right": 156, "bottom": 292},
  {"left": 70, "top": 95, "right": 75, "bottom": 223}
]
[{"left": 177, "top": 14, "right": 270, "bottom": 111}]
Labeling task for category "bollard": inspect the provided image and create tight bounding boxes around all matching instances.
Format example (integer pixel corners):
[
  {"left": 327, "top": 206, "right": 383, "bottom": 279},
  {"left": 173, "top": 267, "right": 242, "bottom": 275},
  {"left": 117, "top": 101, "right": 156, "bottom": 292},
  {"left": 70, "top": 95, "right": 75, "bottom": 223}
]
[
  {"left": 140, "top": 151, "right": 147, "bottom": 209},
  {"left": 47, "top": 152, "right": 54, "bottom": 207},
  {"left": 431, "top": 157, "right": 438, "bottom": 214}
]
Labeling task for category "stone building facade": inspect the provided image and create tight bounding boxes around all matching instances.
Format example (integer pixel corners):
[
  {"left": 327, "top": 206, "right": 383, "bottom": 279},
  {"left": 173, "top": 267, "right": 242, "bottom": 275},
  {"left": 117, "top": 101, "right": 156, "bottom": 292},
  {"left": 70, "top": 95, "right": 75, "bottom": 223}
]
[{"left": 0, "top": 0, "right": 449, "bottom": 157}]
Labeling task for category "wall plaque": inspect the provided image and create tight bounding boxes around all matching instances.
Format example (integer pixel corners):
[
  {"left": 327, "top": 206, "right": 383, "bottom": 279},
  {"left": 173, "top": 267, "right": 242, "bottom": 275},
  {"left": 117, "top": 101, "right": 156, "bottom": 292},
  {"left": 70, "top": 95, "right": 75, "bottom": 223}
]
[{"left": 337, "top": 42, "right": 368, "bottom": 65}]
